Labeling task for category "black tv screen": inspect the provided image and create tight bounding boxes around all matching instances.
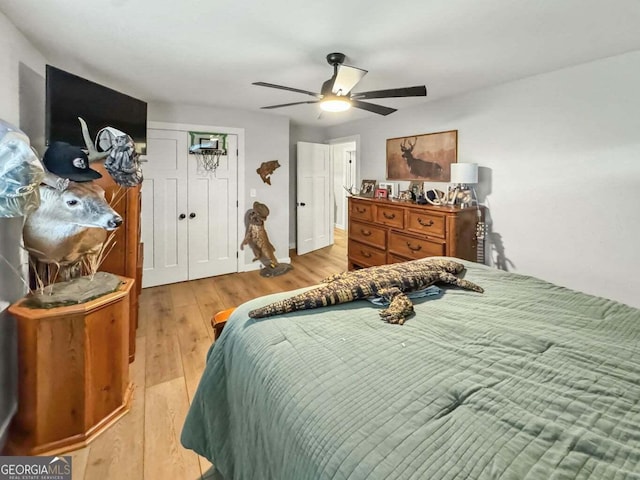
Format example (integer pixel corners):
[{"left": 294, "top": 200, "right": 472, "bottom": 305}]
[{"left": 46, "top": 65, "right": 147, "bottom": 155}]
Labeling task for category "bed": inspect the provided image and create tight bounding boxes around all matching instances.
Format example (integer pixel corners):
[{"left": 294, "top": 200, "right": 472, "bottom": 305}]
[{"left": 181, "top": 258, "right": 640, "bottom": 479}]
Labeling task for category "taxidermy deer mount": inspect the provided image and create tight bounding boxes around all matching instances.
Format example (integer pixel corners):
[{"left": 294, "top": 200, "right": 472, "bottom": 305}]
[{"left": 22, "top": 118, "right": 122, "bottom": 286}]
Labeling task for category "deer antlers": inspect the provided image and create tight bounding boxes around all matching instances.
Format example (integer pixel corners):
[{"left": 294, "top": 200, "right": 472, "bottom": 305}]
[
  {"left": 424, "top": 187, "right": 458, "bottom": 206},
  {"left": 78, "top": 117, "right": 110, "bottom": 163},
  {"left": 400, "top": 136, "right": 417, "bottom": 152}
]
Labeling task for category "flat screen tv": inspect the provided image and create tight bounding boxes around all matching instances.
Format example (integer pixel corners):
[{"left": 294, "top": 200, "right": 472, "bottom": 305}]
[{"left": 46, "top": 65, "right": 148, "bottom": 155}]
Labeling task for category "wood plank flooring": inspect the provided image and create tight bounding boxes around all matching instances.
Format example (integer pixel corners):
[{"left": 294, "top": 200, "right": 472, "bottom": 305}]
[{"left": 68, "top": 229, "right": 347, "bottom": 480}]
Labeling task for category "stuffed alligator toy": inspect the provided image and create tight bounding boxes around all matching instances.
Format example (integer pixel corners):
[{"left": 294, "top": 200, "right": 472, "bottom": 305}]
[{"left": 248, "top": 258, "right": 483, "bottom": 324}]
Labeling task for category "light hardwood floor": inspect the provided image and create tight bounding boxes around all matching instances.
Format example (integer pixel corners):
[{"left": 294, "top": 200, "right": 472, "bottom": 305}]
[{"left": 68, "top": 229, "right": 347, "bottom": 480}]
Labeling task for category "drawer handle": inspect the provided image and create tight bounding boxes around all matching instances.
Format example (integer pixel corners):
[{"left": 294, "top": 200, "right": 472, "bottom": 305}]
[
  {"left": 361, "top": 250, "right": 372, "bottom": 258},
  {"left": 356, "top": 207, "right": 367, "bottom": 214},
  {"left": 383, "top": 212, "right": 396, "bottom": 219},
  {"left": 406, "top": 242, "right": 422, "bottom": 252},
  {"left": 360, "top": 229, "right": 372, "bottom": 236},
  {"left": 418, "top": 218, "right": 434, "bottom": 227}
]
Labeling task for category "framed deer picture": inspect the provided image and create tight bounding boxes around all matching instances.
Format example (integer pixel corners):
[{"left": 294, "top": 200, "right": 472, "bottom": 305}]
[{"left": 386, "top": 130, "right": 457, "bottom": 182}]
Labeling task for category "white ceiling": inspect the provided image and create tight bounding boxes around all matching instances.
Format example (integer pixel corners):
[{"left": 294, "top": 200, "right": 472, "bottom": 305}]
[{"left": 2, "top": 0, "right": 640, "bottom": 127}]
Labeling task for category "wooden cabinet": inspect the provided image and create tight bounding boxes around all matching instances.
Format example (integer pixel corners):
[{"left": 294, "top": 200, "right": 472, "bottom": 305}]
[
  {"left": 93, "top": 163, "right": 141, "bottom": 362},
  {"left": 5, "top": 278, "right": 134, "bottom": 455},
  {"left": 348, "top": 197, "right": 481, "bottom": 269}
]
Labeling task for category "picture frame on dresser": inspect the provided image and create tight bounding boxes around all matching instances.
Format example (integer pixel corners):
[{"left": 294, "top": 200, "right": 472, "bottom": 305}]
[
  {"left": 378, "top": 182, "right": 398, "bottom": 198},
  {"left": 359, "top": 179, "right": 376, "bottom": 198},
  {"left": 397, "top": 190, "right": 412, "bottom": 202},
  {"left": 375, "top": 188, "right": 388, "bottom": 199}
]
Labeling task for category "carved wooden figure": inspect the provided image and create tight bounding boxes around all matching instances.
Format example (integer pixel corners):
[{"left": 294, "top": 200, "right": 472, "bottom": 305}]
[
  {"left": 240, "top": 202, "right": 278, "bottom": 268},
  {"left": 256, "top": 160, "right": 280, "bottom": 185}
]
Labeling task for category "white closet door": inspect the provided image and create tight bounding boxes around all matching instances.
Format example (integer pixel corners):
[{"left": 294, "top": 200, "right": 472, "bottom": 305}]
[
  {"left": 187, "top": 134, "right": 238, "bottom": 280},
  {"left": 141, "top": 129, "right": 189, "bottom": 287}
]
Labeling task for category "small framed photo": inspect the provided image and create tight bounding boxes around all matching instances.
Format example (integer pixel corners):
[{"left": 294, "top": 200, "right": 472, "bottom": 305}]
[
  {"left": 359, "top": 179, "right": 376, "bottom": 198},
  {"left": 378, "top": 182, "right": 398, "bottom": 198},
  {"left": 398, "top": 190, "right": 413, "bottom": 202},
  {"left": 375, "top": 188, "right": 388, "bottom": 199},
  {"left": 409, "top": 181, "right": 424, "bottom": 199}
]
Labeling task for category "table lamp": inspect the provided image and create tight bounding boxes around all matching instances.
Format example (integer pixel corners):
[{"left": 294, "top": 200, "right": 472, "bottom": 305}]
[{"left": 450, "top": 163, "right": 478, "bottom": 207}]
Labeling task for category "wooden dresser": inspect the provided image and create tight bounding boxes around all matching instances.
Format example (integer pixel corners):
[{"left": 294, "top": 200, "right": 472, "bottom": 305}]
[
  {"left": 94, "top": 162, "right": 142, "bottom": 362},
  {"left": 348, "top": 197, "right": 481, "bottom": 269}
]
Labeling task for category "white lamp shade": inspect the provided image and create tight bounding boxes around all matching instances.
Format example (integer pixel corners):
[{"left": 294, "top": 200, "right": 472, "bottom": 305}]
[{"left": 450, "top": 163, "right": 478, "bottom": 184}]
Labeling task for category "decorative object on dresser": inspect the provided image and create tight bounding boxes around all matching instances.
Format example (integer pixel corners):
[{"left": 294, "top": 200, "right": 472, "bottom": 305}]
[
  {"left": 377, "top": 181, "right": 398, "bottom": 199},
  {"left": 348, "top": 197, "right": 482, "bottom": 270},
  {"left": 359, "top": 179, "right": 376, "bottom": 198},
  {"left": 450, "top": 162, "right": 478, "bottom": 208},
  {"left": 374, "top": 188, "right": 388, "bottom": 199},
  {"left": 386, "top": 130, "right": 457, "bottom": 181},
  {"left": 397, "top": 190, "right": 412, "bottom": 202},
  {"left": 408, "top": 181, "right": 424, "bottom": 200}
]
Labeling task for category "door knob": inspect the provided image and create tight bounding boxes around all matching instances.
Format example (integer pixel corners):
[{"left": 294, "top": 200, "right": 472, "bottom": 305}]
[
  {"left": 179, "top": 213, "right": 186, "bottom": 220},
  {"left": 189, "top": 212, "right": 196, "bottom": 219},
  {"left": 298, "top": 202, "right": 306, "bottom": 207}
]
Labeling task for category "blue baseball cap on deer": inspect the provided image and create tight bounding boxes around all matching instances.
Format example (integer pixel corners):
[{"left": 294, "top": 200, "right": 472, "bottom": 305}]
[{"left": 43, "top": 141, "right": 102, "bottom": 182}]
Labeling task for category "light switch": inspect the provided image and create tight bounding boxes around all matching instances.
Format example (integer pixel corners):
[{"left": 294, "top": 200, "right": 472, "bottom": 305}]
[{"left": 250, "top": 188, "right": 256, "bottom": 197}]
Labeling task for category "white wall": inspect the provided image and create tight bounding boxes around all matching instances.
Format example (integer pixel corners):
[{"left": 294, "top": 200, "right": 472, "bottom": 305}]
[
  {"left": 326, "top": 50, "right": 640, "bottom": 308},
  {"left": 148, "top": 102, "right": 290, "bottom": 268},
  {"left": 0, "top": 10, "right": 48, "bottom": 449}
]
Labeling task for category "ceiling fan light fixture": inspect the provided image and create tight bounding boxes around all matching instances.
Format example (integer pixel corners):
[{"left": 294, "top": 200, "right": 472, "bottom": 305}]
[{"left": 320, "top": 95, "right": 351, "bottom": 112}]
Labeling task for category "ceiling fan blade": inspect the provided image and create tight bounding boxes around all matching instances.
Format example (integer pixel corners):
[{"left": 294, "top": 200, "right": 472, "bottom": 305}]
[
  {"left": 252, "top": 82, "right": 321, "bottom": 98},
  {"left": 351, "top": 100, "right": 397, "bottom": 116},
  {"left": 332, "top": 65, "right": 367, "bottom": 95},
  {"left": 260, "top": 100, "right": 320, "bottom": 109},
  {"left": 352, "top": 85, "right": 427, "bottom": 100}
]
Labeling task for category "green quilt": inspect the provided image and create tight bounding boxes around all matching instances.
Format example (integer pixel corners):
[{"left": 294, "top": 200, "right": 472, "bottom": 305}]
[{"left": 181, "top": 259, "right": 640, "bottom": 479}]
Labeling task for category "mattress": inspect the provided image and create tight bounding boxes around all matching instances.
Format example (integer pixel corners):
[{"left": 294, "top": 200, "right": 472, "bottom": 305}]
[{"left": 181, "top": 259, "right": 640, "bottom": 479}]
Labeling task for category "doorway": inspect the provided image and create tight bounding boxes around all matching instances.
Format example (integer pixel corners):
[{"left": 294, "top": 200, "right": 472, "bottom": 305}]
[{"left": 331, "top": 141, "right": 357, "bottom": 230}]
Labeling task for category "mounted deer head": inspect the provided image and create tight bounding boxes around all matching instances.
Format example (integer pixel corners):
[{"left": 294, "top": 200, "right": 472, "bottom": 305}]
[{"left": 23, "top": 182, "right": 122, "bottom": 266}]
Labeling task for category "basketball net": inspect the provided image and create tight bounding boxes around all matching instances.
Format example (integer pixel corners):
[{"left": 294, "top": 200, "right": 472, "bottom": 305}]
[{"left": 191, "top": 148, "right": 223, "bottom": 176}]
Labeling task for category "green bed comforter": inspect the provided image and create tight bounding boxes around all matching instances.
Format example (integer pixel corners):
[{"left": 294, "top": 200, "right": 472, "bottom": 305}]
[{"left": 181, "top": 259, "right": 640, "bottom": 479}]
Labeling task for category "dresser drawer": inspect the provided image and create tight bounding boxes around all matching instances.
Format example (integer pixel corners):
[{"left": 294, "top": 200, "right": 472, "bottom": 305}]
[
  {"left": 349, "top": 220, "right": 386, "bottom": 249},
  {"left": 388, "top": 231, "right": 445, "bottom": 260},
  {"left": 350, "top": 200, "right": 373, "bottom": 222},
  {"left": 375, "top": 205, "right": 404, "bottom": 229},
  {"left": 387, "top": 253, "right": 412, "bottom": 265},
  {"left": 349, "top": 239, "right": 387, "bottom": 267},
  {"left": 406, "top": 210, "right": 445, "bottom": 238}
]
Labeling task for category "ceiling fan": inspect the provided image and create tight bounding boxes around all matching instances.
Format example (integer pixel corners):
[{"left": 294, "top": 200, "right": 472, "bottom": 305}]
[{"left": 253, "top": 52, "right": 427, "bottom": 116}]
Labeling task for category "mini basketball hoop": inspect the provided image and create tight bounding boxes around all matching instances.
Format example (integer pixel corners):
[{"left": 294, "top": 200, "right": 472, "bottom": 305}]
[
  {"left": 188, "top": 132, "right": 228, "bottom": 176},
  {"left": 189, "top": 145, "right": 224, "bottom": 175}
]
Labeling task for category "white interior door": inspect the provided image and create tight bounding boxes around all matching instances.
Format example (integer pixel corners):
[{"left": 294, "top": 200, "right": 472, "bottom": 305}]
[
  {"left": 187, "top": 135, "right": 238, "bottom": 279},
  {"left": 141, "top": 129, "right": 189, "bottom": 287},
  {"left": 297, "top": 141, "right": 332, "bottom": 255}
]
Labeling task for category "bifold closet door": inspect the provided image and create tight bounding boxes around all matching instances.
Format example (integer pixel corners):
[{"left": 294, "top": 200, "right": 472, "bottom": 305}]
[
  {"left": 186, "top": 134, "right": 238, "bottom": 280},
  {"left": 141, "top": 129, "right": 189, "bottom": 287}
]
